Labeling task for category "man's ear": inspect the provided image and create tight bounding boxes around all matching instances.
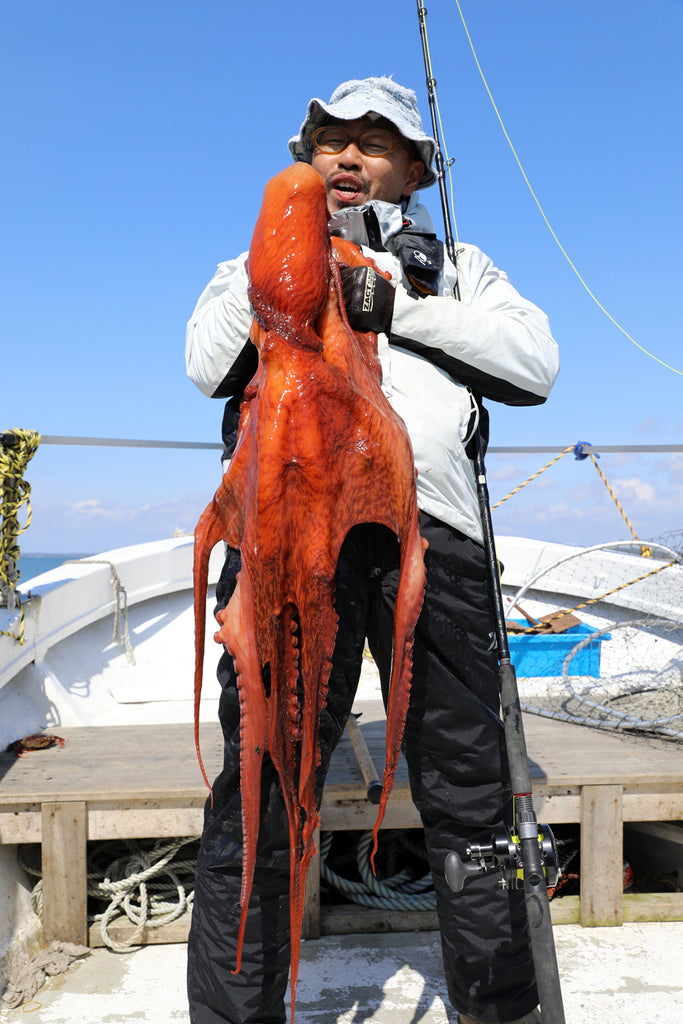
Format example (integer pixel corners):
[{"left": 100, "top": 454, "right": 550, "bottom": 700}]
[{"left": 403, "top": 160, "right": 425, "bottom": 197}]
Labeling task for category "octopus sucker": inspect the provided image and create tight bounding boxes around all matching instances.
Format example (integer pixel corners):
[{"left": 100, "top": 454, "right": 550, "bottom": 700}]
[{"left": 193, "top": 162, "right": 427, "bottom": 1019}]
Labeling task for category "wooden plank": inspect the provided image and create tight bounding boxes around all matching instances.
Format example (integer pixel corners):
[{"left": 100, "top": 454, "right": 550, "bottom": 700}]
[
  {"left": 41, "top": 801, "right": 88, "bottom": 946},
  {"left": 2, "top": 716, "right": 683, "bottom": 808},
  {"left": 89, "top": 915, "right": 192, "bottom": 947},
  {"left": 549, "top": 896, "right": 580, "bottom": 925},
  {"left": 3, "top": 715, "right": 683, "bottom": 942},
  {"left": 86, "top": 890, "right": 683, "bottom": 948},
  {"left": 320, "top": 905, "right": 439, "bottom": 935},
  {"left": 347, "top": 713, "right": 683, "bottom": 788},
  {"left": 580, "top": 785, "right": 624, "bottom": 926},
  {"left": 0, "top": 724, "right": 223, "bottom": 804},
  {"left": 532, "top": 790, "right": 581, "bottom": 823},
  {"left": 623, "top": 892, "right": 683, "bottom": 922},
  {"left": 0, "top": 788, "right": 587, "bottom": 846},
  {"left": 623, "top": 788, "right": 683, "bottom": 821},
  {"left": 320, "top": 789, "right": 421, "bottom": 831},
  {"left": 87, "top": 804, "right": 205, "bottom": 840},
  {"left": 0, "top": 807, "right": 41, "bottom": 843},
  {"left": 320, "top": 786, "right": 585, "bottom": 833},
  {"left": 522, "top": 715, "right": 683, "bottom": 787}
]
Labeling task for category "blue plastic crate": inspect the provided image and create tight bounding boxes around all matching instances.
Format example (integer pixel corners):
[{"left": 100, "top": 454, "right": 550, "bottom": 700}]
[{"left": 507, "top": 621, "right": 608, "bottom": 678}]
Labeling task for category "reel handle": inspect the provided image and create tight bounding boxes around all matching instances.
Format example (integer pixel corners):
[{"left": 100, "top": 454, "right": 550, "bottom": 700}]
[{"left": 444, "top": 850, "right": 489, "bottom": 893}]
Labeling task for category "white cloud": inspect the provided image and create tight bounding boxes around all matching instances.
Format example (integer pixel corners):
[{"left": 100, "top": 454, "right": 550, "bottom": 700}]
[
  {"left": 487, "top": 462, "right": 525, "bottom": 482},
  {"left": 612, "top": 477, "right": 657, "bottom": 504},
  {"left": 72, "top": 499, "right": 103, "bottom": 513},
  {"left": 23, "top": 493, "right": 210, "bottom": 553}
]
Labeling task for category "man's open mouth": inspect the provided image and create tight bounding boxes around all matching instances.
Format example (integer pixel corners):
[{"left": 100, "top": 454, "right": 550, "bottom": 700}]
[{"left": 330, "top": 176, "right": 364, "bottom": 196}]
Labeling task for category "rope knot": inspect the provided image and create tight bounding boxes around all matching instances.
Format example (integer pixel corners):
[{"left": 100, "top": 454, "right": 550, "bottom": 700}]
[{"left": 573, "top": 440, "right": 596, "bottom": 460}]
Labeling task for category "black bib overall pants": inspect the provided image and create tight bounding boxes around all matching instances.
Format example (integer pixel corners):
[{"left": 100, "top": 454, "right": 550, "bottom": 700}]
[{"left": 187, "top": 512, "right": 538, "bottom": 1023}]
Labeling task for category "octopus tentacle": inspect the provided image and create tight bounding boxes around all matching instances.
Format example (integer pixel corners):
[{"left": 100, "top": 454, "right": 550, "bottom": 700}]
[
  {"left": 215, "top": 568, "right": 267, "bottom": 974},
  {"left": 193, "top": 493, "right": 235, "bottom": 798},
  {"left": 371, "top": 514, "right": 429, "bottom": 868}
]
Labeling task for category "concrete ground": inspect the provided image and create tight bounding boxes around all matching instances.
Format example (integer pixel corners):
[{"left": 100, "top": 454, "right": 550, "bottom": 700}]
[{"left": 1, "top": 923, "right": 681, "bottom": 1024}]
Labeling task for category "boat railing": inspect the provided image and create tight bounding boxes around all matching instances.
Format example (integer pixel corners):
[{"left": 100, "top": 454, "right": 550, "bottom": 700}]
[
  {"left": 3, "top": 433, "right": 683, "bottom": 614},
  {"left": 2, "top": 434, "right": 683, "bottom": 740}
]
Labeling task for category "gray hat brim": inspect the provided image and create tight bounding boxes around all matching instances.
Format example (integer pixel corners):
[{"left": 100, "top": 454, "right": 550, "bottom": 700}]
[{"left": 288, "top": 89, "right": 438, "bottom": 190}]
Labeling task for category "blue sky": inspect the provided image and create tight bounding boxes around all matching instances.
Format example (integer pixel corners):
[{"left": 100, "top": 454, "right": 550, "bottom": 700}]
[{"left": 2, "top": 0, "right": 682, "bottom": 555}]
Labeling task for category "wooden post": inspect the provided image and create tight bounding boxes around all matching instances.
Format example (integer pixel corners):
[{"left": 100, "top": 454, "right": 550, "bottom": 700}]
[
  {"left": 41, "top": 801, "right": 88, "bottom": 945},
  {"left": 580, "top": 784, "right": 623, "bottom": 926}
]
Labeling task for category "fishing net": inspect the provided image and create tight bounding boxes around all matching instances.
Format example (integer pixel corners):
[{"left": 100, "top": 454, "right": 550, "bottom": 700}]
[{"left": 504, "top": 540, "right": 683, "bottom": 741}]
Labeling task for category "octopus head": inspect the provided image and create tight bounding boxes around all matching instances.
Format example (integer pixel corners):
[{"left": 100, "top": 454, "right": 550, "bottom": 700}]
[{"left": 247, "top": 164, "right": 331, "bottom": 339}]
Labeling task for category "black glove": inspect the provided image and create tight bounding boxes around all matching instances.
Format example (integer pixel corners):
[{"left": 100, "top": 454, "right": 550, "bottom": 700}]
[{"left": 339, "top": 264, "right": 395, "bottom": 334}]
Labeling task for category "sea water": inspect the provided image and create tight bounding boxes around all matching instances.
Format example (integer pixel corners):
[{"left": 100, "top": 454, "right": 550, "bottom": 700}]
[{"left": 17, "top": 553, "right": 92, "bottom": 583}]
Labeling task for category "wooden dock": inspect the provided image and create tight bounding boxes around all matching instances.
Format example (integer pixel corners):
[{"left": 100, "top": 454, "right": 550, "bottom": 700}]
[{"left": 1, "top": 710, "right": 682, "bottom": 947}]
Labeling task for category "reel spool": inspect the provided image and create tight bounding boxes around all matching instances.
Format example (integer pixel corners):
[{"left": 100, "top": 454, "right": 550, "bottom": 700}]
[{"left": 445, "top": 823, "right": 560, "bottom": 893}]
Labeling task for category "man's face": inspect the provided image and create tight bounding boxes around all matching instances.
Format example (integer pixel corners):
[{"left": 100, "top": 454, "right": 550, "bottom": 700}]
[{"left": 310, "top": 116, "right": 425, "bottom": 214}]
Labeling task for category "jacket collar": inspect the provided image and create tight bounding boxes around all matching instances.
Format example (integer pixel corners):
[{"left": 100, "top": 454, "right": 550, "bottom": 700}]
[{"left": 328, "top": 194, "right": 436, "bottom": 251}]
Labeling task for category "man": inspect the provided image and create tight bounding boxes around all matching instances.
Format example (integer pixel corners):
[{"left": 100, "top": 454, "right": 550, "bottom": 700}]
[{"left": 185, "top": 76, "right": 559, "bottom": 1024}]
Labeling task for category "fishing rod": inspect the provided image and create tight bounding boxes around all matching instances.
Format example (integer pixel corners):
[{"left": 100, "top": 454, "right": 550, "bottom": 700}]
[
  {"left": 415, "top": 3, "right": 459, "bottom": 290},
  {"left": 415, "top": 4, "right": 566, "bottom": 1022}
]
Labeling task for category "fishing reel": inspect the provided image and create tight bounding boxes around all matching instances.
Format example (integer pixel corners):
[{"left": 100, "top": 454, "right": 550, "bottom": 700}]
[{"left": 445, "top": 823, "right": 560, "bottom": 893}]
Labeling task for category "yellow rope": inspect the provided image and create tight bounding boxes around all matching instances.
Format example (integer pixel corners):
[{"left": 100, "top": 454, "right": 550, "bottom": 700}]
[
  {"left": 571, "top": 560, "right": 677, "bottom": 612},
  {"left": 451, "top": 0, "right": 682, "bottom": 377},
  {"left": 493, "top": 443, "right": 652, "bottom": 559},
  {"left": 492, "top": 445, "right": 575, "bottom": 510},
  {"left": 1, "top": 429, "right": 41, "bottom": 643},
  {"left": 561, "top": 561, "right": 676, "bottom": 621},
  {"left": 511, "top": 560, "right": 678, "bottom": 635},
  {"left": 587, "top": 453, "right": 651, "bottom": 557}
]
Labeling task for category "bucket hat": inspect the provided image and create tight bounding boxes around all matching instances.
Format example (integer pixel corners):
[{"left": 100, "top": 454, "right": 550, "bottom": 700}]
[{"left": 288, "top": 76, "right": 437, "bottom": 190}]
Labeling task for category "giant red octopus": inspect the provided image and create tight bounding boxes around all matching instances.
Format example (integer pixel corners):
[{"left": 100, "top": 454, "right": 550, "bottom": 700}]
[{"left": 193, "top": 162, "right": 427, "bottom": 1016}]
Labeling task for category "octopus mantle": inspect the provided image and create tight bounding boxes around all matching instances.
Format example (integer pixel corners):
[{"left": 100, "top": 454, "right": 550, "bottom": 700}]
[{"left": 193, "top": 162, "right": 427, "bottom": 1016}]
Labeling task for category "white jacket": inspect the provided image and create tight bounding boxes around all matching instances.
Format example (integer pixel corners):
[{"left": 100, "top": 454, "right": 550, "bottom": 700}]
[{"left": 186, "top": 194, "right": 559, "bottom": 543}]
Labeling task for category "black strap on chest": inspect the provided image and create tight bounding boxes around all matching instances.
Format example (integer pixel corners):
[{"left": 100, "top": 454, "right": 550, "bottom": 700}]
[{"left": 391, "top": 229, "right": 444, "bottom": 295}]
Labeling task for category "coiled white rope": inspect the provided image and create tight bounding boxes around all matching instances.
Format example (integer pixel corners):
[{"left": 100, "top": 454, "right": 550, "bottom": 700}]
[{"left": 21, "top": 837, "right": 198, "bottom": 953}]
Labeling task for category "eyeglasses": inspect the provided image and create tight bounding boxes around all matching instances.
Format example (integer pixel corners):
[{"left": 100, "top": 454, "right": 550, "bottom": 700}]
[{"left": 311, "top": 125, "right": 405, "bottom": 157}]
